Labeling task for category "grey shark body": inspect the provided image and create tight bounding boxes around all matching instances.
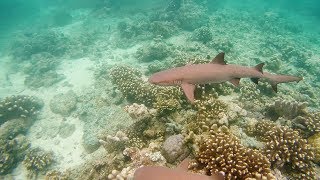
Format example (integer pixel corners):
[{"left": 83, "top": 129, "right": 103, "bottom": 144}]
[{"left": 148, "top": 52, "right": 302, "bottom": 103}]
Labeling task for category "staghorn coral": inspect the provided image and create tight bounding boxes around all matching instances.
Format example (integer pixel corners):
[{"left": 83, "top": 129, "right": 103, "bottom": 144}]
[
  {"left": 23, "top": 148, "right": 54, "bottom": 178},
  {"left": 0, "top": 95, "right": 43, "bottom": 125},
  {"left": 248, "top": 120, "right": 316, "bottom": 179},
  {"left": 190, "top": 126, "right": 275, "bottom": 180}
]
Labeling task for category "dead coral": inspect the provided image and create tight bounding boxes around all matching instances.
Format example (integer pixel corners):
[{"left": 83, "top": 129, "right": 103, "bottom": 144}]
[
  {"left": 266, "top": 98, "right": 308, "bottom": 120},
  {"left": 248, "top": 120, "right": 316, "bottom": 179},
  {"left": 293, "top": 111, "right": 320, "bottom": 136},
  {"left": 190, "top": 126, "right": 275, "bottom": 180}
]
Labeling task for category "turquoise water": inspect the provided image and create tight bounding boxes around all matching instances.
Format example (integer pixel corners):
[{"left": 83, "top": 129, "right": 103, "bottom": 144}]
[{"left": 0, "top": 0, "right": 320, "bottom": 179}]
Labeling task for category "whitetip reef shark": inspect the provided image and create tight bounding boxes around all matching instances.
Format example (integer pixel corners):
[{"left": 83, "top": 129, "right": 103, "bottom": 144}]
[{"left": 148, "top": 52, "right": 302, "bottom": 103}]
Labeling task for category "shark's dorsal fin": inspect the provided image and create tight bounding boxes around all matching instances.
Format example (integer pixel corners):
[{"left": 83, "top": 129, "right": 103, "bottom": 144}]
[
  {"left": 229, "top": 78, "right": 240, "bottom": 86},
  {"left": 254, "top": 63, "right": 264, "bottom": 73},
  {"left": 181, "top": 83, "right": 195, "bottom": 103},
  {"left": 211, "top": 52, "right": 226, "bottom": 65}
]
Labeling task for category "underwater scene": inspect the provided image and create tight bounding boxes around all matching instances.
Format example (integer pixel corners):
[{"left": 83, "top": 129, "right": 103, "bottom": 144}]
[{"left": 1, "top": 0, "right": 320, "bottom": 179}]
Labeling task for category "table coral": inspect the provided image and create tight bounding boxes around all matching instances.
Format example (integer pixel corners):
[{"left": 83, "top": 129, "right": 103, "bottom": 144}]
[
  {"left": 0, "top": 95, "right": 43, "bottom": 125},
  {"left": 190, "top": 127, "right": 275, "bottom": 180}
]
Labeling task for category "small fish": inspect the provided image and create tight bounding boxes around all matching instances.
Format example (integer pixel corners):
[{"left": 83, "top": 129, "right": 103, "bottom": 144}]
[
  {"left": 133, "top": 158, "right": 223, "bottom": 180},
  {"left": 149, "top": 52, "right": 302, "bottom": 103}
]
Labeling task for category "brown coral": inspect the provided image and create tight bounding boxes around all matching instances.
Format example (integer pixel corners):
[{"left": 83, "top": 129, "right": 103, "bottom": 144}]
[
  {"left": 249, "top": 120, "right": 316, "bottom": 179},
  {"left": 190, "top": 127, "right": 275, "bottom": 180}
]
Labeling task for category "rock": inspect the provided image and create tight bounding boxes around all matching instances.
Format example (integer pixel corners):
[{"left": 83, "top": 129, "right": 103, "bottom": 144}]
[
  {"left": 50, "top": 90, "right": 77, "bottom": 116},
  {"left": 161, "top": 134, "right": 190, "bottom": 163},
  {"left": 58, "top": 122, "right": 76, "bottom": 138}
]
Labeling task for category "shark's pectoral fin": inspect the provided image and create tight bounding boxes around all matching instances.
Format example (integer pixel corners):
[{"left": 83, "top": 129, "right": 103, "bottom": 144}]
[
  {"left": 211, "top": 52, "right": 227, "bottom": 65},
  {"left": 229, "top": 78, "right": 241, "bottom": 86},
  {"left": 181, "top": 83, "right": 195, "bottom": 103},
  {"left": 270, "top": 82, "right": 278, "bottom": 93},
  {"left": 176, "top": 158, "right": 190, "bottom": 171}
]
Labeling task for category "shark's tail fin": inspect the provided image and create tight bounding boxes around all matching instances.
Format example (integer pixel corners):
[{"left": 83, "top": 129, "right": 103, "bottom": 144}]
[{"left": 263, "top": 72, "right": 303, "bottom": 92}]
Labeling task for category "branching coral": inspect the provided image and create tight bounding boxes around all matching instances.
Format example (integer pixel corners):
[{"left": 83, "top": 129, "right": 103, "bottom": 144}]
[
  {"left": 185, "top": 94, "right": 228, "bottom": 134},
  {"left": 23, "top": 148, "right": 54, "bottom": 178},
  {"left": 0, "top": 95, "right": 43, "bottom": 125},
  {"left": 0, "top": 135, "right": 30, "bottom": 175},
  {"left": 190, "top": 127, "right": 275, "bottom": 180},
  {"left": 248, "top": 120, "right": 315, "bottom": 179},
  {"left": 110, "top": 65, "right": 185, "bottom": 113}
]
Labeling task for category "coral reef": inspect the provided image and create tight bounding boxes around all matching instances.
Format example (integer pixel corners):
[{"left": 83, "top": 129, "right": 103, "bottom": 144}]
[
  {"left": 135, "top": 38, "right": 171, "bottom": 62},
  {"left": 23, "top": 148, "right": 54, "bottom": 178},
  {"left": 22, "top": 53, "right": 65, "bottom": 89},
  {"left": 190, "top": 94, "right": 228, "bottom": 133},
  {"left": 0, "top": 95, "right": 43, "bottom": 125},
  {"left": 0, "top": 135, "right": 30, "bottom": 175},
  {"left": 293, "top": 111, "right": 320, "bottom": 136},
  {"left": 110, "top": 65, "right": 185, "bottom": 113},
  {"left": 45, "top": 170, "right": 70, "bottom": 180},
  {"left": 190, "top": 126, "right": 275, "bottom": 180},
  {"left": 10, "top": 30, "right": 71, "bottom": 60},
  {"left": 192, "top": 26, "right": 213, "bottom": 43},
  {"left": 50, "top": 90, "right": 78, "bottom": 116},
  {"left": 266, "top": 98, "right": 308, "bottom": 120},
  {"left": 124, "top": 103, "right": 157, "bottom": 120},
  {"left": 248, "top": 120, "right": 316, "bottom": 179},
  {"left": 161, "top": 134, "right": 190, "bottom": 163},
  {"left": 308, "top": 133, "right": 320, "bottom": 164},
  {"left": 99, "top": 130, "right": 129, "bottom": 153},
  {"left": 176, "top": 2, "right": 208, "bottom": 30}
]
